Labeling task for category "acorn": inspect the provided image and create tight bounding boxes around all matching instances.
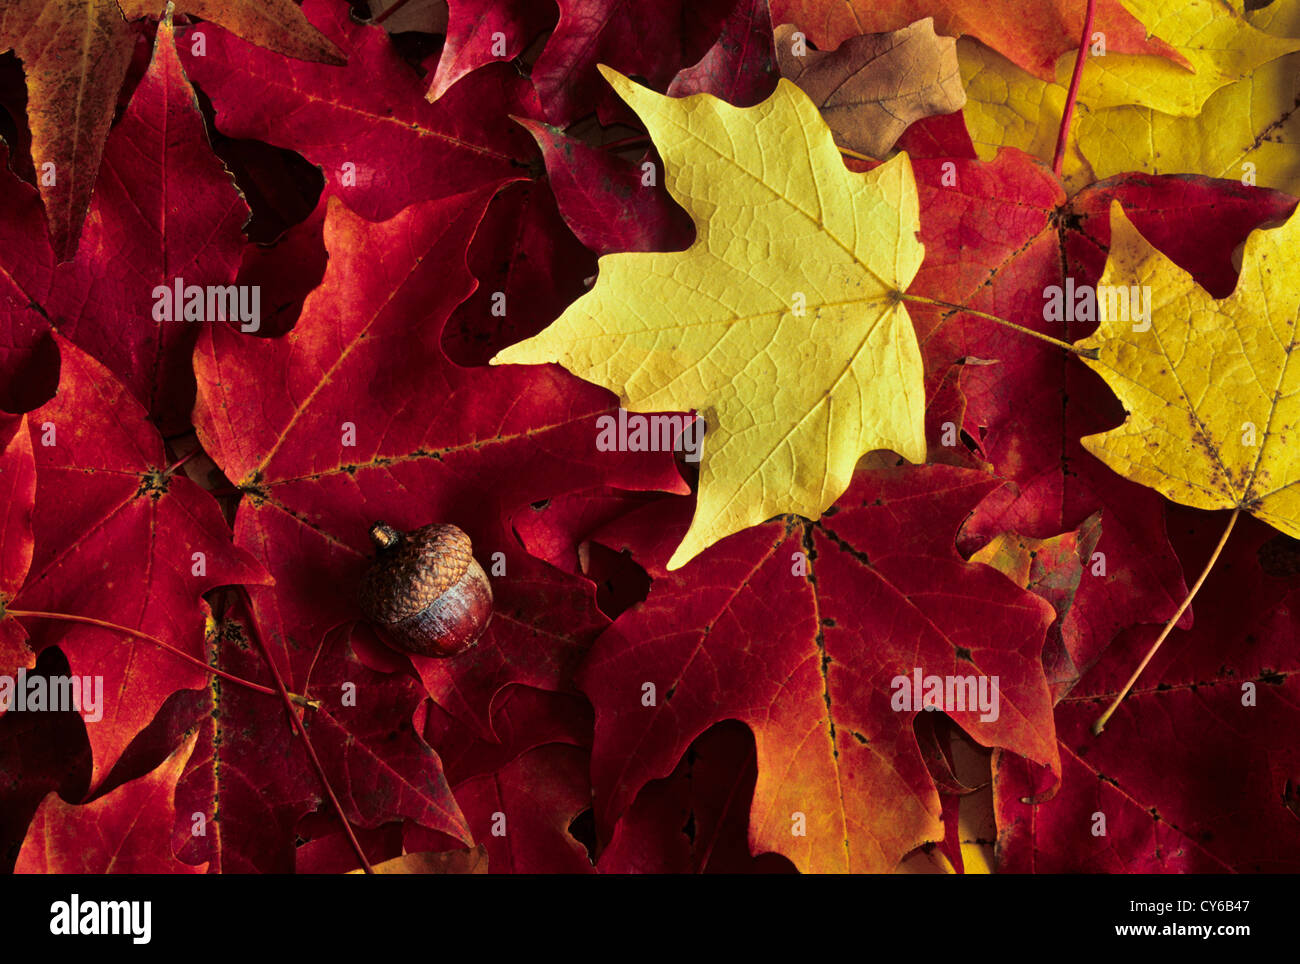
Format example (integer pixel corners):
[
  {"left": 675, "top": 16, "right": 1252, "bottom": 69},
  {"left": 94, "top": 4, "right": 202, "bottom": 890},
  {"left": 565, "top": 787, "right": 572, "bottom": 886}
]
[{"left": 359, "top": 522, "right": 493, "bottom": 658}]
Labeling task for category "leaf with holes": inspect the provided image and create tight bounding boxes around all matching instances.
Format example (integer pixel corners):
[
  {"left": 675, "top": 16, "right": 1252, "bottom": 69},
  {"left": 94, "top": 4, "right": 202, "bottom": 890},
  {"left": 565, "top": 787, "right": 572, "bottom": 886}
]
[{"left": 0, "top": 336, "right": 270, "bottom": 790}]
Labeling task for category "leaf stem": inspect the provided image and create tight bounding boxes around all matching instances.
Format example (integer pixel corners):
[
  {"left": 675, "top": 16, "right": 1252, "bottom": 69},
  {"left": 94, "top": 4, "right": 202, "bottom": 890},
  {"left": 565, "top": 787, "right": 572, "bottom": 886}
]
[
  {"left": 163, "top": 448, "right": 201, "bottom": 477},
  {"left": 899, "top": 293, "right": 1100, "bottom": 358},
  {"left": 1052, "top": 0, "right": 1097, "bottom": 176},
  {"left": 5, "top": 609, "right": 318, "bottom": 708},
  {"left": 1091, "top": 507, "right": 1241, "bottom": 735},
  {"left": 371, "top": 0, "right": 415, "bottom": 25},
  {"left": 838, "top": 146, "right": 876, "bottom": 164},
  {"left": 236, "top": 589, "right": 373, "bottom": 874},
  {"left": 601, "top": 134, "right": 650, "bottom": 152}
]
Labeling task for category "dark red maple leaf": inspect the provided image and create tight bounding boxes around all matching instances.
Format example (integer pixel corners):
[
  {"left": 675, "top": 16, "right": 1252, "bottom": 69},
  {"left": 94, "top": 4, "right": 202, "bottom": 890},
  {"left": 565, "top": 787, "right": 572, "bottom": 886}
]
[
  {"left": 185, "top": 0, "right": 608, "bottom": 383},
  {"left": 0, "top": 418, "right": 36, "bottom": 670},
  {"left": 0, "top": 336, "right": 269, "bottom": 790},
  {"left": 666, "top": 0, "right": 780, "bottom": 107},
  {"left": 192, "top": 186, "right": 685, "bottom": 746},
  {"left": 580, "top": 464, "right": 1059, "bottom": 872},
  {"left": 170, "top": 620, "right": 470, "bottom": 874},
  {"left": 525, "top": 0, "right": 737, "bottom": 126},
  {"left": 423, "top": 685, "right": 593, "bottom": 787},
  {"left": 597, "top": 721, "right": 796, "bottom": 873},
  {"left": 16, "top": 732, "right": 204, "bottom": 873},
  {"left": 0, "top": 646, "right": 91, "bottom": 872},
  {"left": 0, "top": 20, "right": 250, "bottom": 433},
  {"left": 0, "top": 143, "right": 58, "bottom": 415},
  {"left": 424, "top": 0, "right": 555, "bottom": 104},
  {"left": 439, "top": 178, "right": 598, "bottom": 366},
  {"left": 183, "top": 0, "right": 537, "bottom": 224},
  {"left": 994, "top": 505, "right": 1300, "bottom": 872},
  {"left": 424, "top": 742, "right": 595, "bottom": 874},
  {"left": 516, "top": 119, "right": 694, "bottom": 256}
]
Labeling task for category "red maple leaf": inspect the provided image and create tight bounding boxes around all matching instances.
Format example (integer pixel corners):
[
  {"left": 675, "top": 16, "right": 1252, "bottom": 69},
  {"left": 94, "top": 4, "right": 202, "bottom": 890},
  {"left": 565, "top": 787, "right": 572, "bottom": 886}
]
[
  {"left": 994, "top": 505, "right": 1300, "bottom": 872},
  {"left": 581, "top": 464, "right": 1059, "bottom": 872},
  {"left": 905, "top": 149, "right": 1297, "bottom": 683},
  {"left": 1, "top": 336, "right": 269, "bottom": 789},
  {"left": 193, "top": 187, "right": 685, "bottom": 743}
]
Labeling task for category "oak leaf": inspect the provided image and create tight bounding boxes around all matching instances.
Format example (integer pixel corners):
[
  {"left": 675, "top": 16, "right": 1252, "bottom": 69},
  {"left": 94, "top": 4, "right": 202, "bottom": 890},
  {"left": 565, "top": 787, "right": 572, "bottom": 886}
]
[
  {"left": 494, "top": 70, "right": 928, "bottom": 570},
  {"left": 774, "top": 18, "right": 965, "bottom": 158}
]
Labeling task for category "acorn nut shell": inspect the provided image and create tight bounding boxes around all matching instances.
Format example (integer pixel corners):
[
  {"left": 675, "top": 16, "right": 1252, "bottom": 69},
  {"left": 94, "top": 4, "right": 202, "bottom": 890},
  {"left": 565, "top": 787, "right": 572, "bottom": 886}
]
[{"left": 359, "top": 522, "right": 493, "bottom": 658}]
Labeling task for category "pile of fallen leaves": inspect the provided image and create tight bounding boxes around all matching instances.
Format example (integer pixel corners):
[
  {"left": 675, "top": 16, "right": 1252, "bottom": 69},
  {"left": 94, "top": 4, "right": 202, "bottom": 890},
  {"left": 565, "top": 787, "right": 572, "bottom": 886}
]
[{"left": 1, "top": 0, "right": 1298, "bottom": 874}]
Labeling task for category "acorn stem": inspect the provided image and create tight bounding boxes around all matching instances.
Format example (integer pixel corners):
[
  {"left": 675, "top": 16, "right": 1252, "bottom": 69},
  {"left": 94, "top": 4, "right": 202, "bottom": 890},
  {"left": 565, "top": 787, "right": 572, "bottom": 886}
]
[{"left": 368, "top": 522, "right": 402, "bottom": 550}]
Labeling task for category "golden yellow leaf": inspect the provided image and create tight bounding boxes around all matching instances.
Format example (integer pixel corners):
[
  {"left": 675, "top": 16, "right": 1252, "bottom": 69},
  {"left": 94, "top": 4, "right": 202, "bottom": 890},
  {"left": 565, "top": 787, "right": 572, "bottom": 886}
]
[
  {"left": 1075, "top": 202, "right": 1300, "bottom": 538},
  {"left": 492, "top": 67, "right": 927, "bottom": 569},
  {"left": 961, "top": 0, "right": 1300, "bottom": 192},
  {"left": 1075, "top": 0, "right": 1300, "bottom": 193}
]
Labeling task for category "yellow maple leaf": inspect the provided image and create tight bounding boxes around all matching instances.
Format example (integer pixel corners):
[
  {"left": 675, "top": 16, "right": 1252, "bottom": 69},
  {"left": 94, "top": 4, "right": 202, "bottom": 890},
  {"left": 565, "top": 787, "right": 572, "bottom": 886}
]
[
  {"left": 961, "top": 0, "right": 1300, "bottom": 192},
  {"left": 492, "top": 67, "right": 927, "bottom": 569},
  {"left": 1076, "top": 0, "right": 1300, "bottom": 193},
  {"left": 1075, "top": 202, "right": 1300, "bottom": 537}
]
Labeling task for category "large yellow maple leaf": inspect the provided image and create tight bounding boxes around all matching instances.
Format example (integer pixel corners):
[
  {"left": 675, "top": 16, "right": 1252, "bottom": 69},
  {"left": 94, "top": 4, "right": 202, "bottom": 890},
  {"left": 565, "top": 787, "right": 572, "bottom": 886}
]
[
  {"left": 1076, "top": 202, "right": 1300, "bottom": 537},
  {"left": 492, "top": 67, "right": 927, "bottom": 569}
]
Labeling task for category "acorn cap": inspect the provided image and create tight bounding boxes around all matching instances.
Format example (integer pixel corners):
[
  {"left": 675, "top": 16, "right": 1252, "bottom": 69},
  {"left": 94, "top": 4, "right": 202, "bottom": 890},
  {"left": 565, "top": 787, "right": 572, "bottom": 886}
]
[{"left": 359, "top": 522, "right": 477, "bottom": 624}]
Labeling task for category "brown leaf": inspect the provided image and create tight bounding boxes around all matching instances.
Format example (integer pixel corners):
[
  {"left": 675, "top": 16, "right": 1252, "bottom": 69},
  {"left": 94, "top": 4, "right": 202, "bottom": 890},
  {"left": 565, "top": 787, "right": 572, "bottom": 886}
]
[
  {"left": 775, "top": 18, "right": 965, "bottom": 158},
  {"left": 367, "top": 0, "right": 449, "bottom": 35}
]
